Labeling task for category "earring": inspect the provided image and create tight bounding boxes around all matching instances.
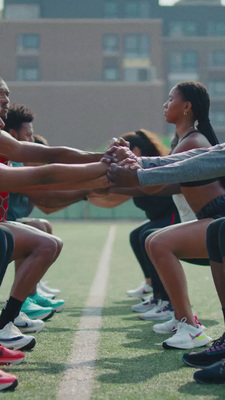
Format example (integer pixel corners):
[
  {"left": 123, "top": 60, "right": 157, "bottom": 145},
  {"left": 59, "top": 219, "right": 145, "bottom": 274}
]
[{"left": 183, "top": 111, "right": 188, "bottom": 116}]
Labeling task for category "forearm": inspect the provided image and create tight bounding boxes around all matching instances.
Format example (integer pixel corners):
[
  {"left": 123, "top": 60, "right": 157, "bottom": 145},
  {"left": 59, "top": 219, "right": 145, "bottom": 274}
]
[
  {"left": 139, "top": 146, "right": 212, "bottom": 169},
  {"left": 12, "top": 142, "right": 103, "bottom": 165},
  {"left": 138, "top": 147, "right": 225, "bottom": 187},
  {"left": 25, "top": 189, "right": 89, "bottom": 208},
  {"left": 0, "top": 162, "right": 108, "bottom": 192}
]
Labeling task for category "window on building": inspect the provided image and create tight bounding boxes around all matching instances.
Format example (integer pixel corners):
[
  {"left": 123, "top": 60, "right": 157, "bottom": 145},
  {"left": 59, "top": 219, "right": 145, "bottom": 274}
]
[
  {"left": 208, "top": 80, "right": 225, "bottom": 97},
  {"left": 169, "top": 21, "right": 197, "bottom": 37},
  {"left": 208, "top": 50, "right": 225, "bottom": 67},
  {"left": 124, "top": 0, "right": 150, "bottom": 18},
  {"left": 104, "top": 1, "right": 118, "bottom": 18},
  {"left": 208, "top": 22, "right": 225, "bottom": 36},
  {"left": 169, "top": 51, "right": 198, "bottom": 72},
  {"left": 102, "top": 34, "right": 119, "bottom": 53},
  {"left": 17, "top": 34, "right": 40, "bottom": 53},
  {"left": 16, "top": 67, "right": 40, "bottom": 81},
  {"left": 123, "top": 67, "right": 152, "bottom": 81},
  {"left": 124, "top": 34, "right": 150, "bottom": 59},
  {"left": 4, "top": 4, "right": 40, "bottom": 19},
  {"left": 210, "top": 111, "right": 225, "bottom": 127},
  {"left": 103, "top": 66, "right": 119, "bottom": 81}
]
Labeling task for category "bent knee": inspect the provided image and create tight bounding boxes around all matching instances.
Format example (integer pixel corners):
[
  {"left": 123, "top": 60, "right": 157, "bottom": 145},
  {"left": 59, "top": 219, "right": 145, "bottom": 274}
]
[{"left": 145, "top": 234, "right": 165, "bottom": 259}]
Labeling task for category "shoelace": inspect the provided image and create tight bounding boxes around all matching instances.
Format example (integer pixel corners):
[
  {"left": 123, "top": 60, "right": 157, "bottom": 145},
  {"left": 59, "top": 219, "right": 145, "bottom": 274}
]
[{"left": 207, "top": 334, "right": 225, "bottom": 353}]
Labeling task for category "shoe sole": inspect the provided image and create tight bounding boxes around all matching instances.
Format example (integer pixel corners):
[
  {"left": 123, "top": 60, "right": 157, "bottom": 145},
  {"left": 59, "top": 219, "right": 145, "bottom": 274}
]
[
  {"left": 0, "top": 358, "right": 24, "bottom": 365},
  {"left": 0, "top": 379, "right": 18, "bottom": 391},
  {"left": 139, "top": 314, "right": 172, "bottom": 321},
  {"left": 132, "top": 307, "right": 153, "bottom": 313},
  {"left": 55, "top": 305, "right": 64, "bottom": 312},
  {"left": 29, "top": 310, "right": 55, "bottom": 321},
  {"left": 16, "top": 325, "right": 44, "bottom": 334},
  {"left": 181, "top": 355, "right": 218, "bottom": 369},
  {"left": 163, "top": 337, "right": 211, "bottom": 350}
]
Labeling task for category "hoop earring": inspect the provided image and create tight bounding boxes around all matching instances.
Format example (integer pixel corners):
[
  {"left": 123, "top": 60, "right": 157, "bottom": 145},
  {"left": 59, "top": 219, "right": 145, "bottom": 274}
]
[{"left": 183, "top": 111, "right": 188, "bottom": 116}]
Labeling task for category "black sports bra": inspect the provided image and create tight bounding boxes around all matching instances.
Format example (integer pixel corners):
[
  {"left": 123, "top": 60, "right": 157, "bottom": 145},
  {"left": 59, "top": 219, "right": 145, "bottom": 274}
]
[{"left": 178, "top": 129, "right": 218, "bottom": 187}]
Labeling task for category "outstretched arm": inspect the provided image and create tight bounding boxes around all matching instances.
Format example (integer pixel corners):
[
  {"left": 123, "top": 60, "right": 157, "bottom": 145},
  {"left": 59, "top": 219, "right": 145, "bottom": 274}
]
[
  {"left": 0, "top": 162, "right": 108, "bottom": 192},
  {"left": 0, "top": 130, "right": 102, "bottom": 164},
  {"left": 138, "top": 145, "right": 225, "bottom": 187}
]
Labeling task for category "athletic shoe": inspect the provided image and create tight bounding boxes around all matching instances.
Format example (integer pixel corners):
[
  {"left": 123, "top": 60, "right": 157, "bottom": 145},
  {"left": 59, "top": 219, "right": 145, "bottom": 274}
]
[
  {"left": 163, "top": 319, "right": 211, "bottom": 350},
  {"left": 0, "top": 322, "right": 36, "bottom": 351},
  {"left": 131, "top": 295, "right": 157, "bottom": 313},
  {"left": 193, "top": 359, "right": 225, "bottom": 384},
  {"left": 37, "top": 286, "right": 55, "bottom": 299},
  {"left": 127, "top": 282, "right": 153, "bottom": 299},
  {"left": 0, "top": 370, "right": 18, "bottom": 391},
  {"left": 38, "top": 281, "right": 61, "bottom": 296},
  {"left": 182, "top": 332, "right": 225, "bottom": 368},
  {"left": 153, "top": 314, "right": 204, "bottom": 334},
  {"left": 0, "top": 344, "right": 24, "bottom": 365},
  {"left": 153, "top": 313, "right": 178, "bottom": 334},
  {"left": 29, "top": 293, "right": 65, "bottom": 312},
  {"left": 21, "top": 297, "right": 54, "bottom": 321},
  {"left": 139, "top": 300, "right": 173, "bottom": 321},
  {"left": 14, "top": 312, "right": 44, "bottom": 334}
]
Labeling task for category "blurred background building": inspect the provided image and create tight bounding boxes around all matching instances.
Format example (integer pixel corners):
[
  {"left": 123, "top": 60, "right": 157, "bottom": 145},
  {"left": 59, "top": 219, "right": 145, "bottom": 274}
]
[
  {"left": 1, "top": 0, "right": 225, "bottom": 218},
  {"left": 1, "top": 0, "right": 225, "bottom": 149}
]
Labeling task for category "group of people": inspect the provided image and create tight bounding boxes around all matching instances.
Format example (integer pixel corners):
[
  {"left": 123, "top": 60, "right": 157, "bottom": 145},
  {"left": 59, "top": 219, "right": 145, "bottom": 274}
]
[{"left": 0, "top": 76, "right": 224, "bottom": 390}]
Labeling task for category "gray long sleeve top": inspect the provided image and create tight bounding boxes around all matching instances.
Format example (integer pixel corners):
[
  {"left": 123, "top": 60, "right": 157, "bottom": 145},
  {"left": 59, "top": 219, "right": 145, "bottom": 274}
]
[{"left": 137, "top": 143, "right": 225, "bottom": 187}]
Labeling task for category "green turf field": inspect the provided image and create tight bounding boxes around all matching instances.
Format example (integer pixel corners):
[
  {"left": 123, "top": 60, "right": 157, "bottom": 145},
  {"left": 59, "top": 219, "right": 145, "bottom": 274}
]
[{"left": 1, "top": 221, "right": 224, "bottom": 399}]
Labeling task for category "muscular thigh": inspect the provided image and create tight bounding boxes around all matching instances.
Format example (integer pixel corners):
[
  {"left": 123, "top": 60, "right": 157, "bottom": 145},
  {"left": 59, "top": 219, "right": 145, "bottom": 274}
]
[
  {"left": 150, "top": 219, "right": 213, "bottom": 259},
  {"left": 0, "top": 221, "right": 55, "bottom": 260}
]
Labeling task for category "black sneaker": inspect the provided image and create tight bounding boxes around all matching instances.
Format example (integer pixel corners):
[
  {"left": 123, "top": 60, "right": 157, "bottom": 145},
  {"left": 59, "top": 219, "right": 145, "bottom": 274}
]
[
  {"left": 182, "top": 332, "right": 225, "bottom": 368},
  {"left": 194, "top": 359, "right": 225, "bottom": 384}
]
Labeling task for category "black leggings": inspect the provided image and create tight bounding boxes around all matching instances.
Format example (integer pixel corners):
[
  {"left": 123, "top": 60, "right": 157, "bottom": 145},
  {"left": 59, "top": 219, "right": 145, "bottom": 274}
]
[
  {"left": 0, "top": 226, "right": 14, "bottom": 286},
  {"left": 206, "top": 218, "right": 225, "bottom": 263},
  {"left": 130, "top": 214, "right": 209, "bottom": 301}
]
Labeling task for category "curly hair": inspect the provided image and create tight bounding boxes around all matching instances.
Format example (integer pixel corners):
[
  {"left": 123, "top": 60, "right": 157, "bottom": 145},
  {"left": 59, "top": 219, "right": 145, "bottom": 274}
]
[
  {"left": 122, "top": 129, "right": 168, "bottom": 157},
  {"left": 3, "top": 104, "right": 35, "bottom": 133}
]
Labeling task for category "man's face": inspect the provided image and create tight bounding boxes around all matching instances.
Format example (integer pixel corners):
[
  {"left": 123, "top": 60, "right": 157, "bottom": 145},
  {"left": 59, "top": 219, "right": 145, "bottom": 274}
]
[
  {"left": 0, "top": 80, "right": 10, "bottom": 118},
  {"left": 17, "top": 122, "right": 34, "bottom": 142}
]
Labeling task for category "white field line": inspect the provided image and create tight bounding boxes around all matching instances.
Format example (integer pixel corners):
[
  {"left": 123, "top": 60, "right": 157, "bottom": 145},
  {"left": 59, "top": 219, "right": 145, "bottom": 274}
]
[{"left": 57, "top": 225, "right": 117, "bottom": 400}]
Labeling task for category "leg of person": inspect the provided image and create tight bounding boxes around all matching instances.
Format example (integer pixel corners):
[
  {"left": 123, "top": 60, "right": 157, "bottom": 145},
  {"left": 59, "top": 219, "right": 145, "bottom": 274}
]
[
  {"left": 136, "top": 226, "right": 173, "bottom": 320},
  {"left": 0, "top": 222, "right": 63, "bottom": 350},
  {"left": 127, "top": 221, "right": 153, "bottom": 298},
  {"left": 0, "top": 227, "right": 14, "bottom": 286},
  {"left": 131, "top": 212, "right": 180, "bottom": 317},
  {"left": 182, "top": 218, "right": 225, "bottom": 368},
  {"left": 145, "top": 220, "right": 212, "bottom": 349}
]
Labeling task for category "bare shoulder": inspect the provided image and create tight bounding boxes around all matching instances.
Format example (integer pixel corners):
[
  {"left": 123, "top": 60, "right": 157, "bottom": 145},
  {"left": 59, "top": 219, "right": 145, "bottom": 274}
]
[{"left": 173, "top": 132, "right": 211, "bottom": 154}]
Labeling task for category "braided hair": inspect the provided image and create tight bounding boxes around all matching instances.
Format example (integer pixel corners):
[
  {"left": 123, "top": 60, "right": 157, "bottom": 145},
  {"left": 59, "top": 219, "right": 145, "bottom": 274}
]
[{"left": 176, "top": 81, "right": 219, "bottom": 146}]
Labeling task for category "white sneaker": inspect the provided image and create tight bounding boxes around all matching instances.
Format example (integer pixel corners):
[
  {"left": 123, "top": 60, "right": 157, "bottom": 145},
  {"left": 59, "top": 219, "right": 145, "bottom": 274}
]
[
  {"left": 153, "top": 314, "right": 178, "bottom": 334},
  {"left": 14, "top": 312, "right": 44, "bottom": 334},
  {"left": 38, "top": 281, "right": 61, "bottom": 296},
  {"left": 162, "top": 318, "right": 211, "bottom": 350},
  {"left": 37, "top": 286, "right": 55, "bottom": 299},
  {"left": 127, "top": 282, "right": 153, "bottom": 298},
  {"left": 153, "top": 314, "right": 205, "bottom": 334},
  {"left": 0, "top": 322, "right": 36, "bottom": 351},
  {"left": 139, "top": 300, "right": 173, "bottom": 321},
  {"left": 131, "top": 295, "right": 157, "bottom": 313}
]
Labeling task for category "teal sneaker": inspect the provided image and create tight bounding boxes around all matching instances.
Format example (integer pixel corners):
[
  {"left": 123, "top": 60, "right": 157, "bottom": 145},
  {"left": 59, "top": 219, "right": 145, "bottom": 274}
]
[
  {"left": 21, "top": 297, "right": 54, "bottom": 321},
  {"left": 29, "top": 293, "right": 65, "bottom": 312}
]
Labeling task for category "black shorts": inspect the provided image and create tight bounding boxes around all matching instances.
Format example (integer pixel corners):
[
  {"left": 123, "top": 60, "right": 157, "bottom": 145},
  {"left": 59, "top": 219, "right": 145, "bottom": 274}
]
[{"left": 196, "top": 194, "right": 225, "bottom": 220}]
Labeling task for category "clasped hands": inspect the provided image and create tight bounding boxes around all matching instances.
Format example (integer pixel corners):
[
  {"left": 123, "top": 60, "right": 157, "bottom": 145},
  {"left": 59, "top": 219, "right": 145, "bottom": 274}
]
[{"left": 101, "top": 137, "right": 141, "bottom": 187}]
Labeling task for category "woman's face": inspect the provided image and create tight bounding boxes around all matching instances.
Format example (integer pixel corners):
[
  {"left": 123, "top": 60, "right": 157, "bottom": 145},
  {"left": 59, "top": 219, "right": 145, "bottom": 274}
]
[{"left": 163, "top": 86, "right": 186, "bottom": 124}]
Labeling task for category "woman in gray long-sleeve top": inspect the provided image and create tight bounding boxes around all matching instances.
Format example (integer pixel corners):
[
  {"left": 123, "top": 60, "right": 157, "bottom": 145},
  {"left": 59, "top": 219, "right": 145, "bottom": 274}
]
[{"left": 108, "top": 81, "right": 225, "bottom": 351}]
